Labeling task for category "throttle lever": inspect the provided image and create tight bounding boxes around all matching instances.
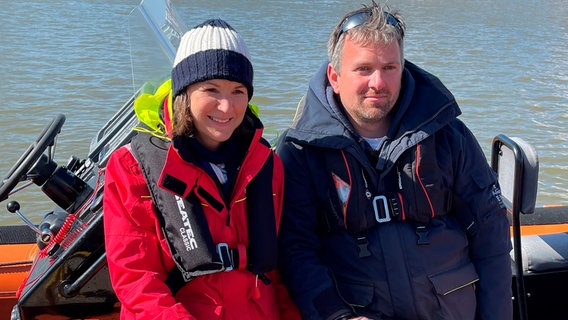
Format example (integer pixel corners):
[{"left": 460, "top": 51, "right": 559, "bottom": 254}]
[{"left": 6, "top": 200, "right": 53, "bottom": 243}]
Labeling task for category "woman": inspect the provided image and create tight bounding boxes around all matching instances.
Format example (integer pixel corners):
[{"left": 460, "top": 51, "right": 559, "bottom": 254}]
[{"left": 103, "top": 19, "right": 299, "bottom": 320}]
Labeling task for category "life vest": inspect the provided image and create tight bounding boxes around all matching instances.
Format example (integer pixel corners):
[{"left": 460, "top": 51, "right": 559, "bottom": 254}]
[
  {"left": 314, "top": 136, "right": 456, "bottom": 242},
  {"left": 130, "top": 131, "right": 277, "bottom": 294}
]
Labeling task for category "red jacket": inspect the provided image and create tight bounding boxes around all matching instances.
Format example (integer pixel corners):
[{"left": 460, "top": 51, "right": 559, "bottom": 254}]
[{"left": 103, "top": 127, "right": 299, "bottom": 320}]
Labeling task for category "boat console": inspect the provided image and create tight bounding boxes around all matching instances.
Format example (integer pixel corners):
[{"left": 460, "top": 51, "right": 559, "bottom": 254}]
[{"left": 0, "top": 1, "right": 186, "bottom": 319}]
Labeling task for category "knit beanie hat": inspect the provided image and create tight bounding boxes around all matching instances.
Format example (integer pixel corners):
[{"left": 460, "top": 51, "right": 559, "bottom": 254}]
[{"left": 171, "top": 19, "right": 253, "bottom": 100}]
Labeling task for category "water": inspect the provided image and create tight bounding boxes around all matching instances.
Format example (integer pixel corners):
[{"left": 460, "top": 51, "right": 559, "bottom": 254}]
[{"left": 1, "top": 0, "right": 567, "bottom": 225}]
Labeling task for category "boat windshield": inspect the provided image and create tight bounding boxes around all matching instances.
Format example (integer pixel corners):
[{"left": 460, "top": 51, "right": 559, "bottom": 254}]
[
  {"left": 128, "top": 0, "right": 187, "bottom": 94},
  {"left": 86, "top": 0, "right": 187, "bottom": 162}
]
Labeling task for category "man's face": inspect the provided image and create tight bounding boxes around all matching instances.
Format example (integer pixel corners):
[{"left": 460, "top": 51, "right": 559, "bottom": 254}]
[{"left": 328, "top": 36, "right": 403, "bottom": 138}]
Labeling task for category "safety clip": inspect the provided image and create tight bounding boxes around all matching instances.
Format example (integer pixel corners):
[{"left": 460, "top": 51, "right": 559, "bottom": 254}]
[
  {"left": 373, "top": 195, "right": 391, "bottom": 223},
  {"left": 217, "top": 243, "right": 233, "bottom": 271}
]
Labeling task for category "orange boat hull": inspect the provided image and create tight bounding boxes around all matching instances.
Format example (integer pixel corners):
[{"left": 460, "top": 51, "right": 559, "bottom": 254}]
[
  {"left": 0, "top": 243, "right": 38, "bottom": 318},
  {"left": 518, "top": 223, "right": 568, "bottom": 236}
]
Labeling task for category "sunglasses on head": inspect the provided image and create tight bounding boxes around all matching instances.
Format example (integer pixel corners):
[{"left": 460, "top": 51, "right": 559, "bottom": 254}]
[{"left": 336, "top": 10, "right": 404, "bottom": 40}]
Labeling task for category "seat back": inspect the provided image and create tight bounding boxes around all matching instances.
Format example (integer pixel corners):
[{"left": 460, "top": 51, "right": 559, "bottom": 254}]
[
  {"left": 491, "top": 134, "right": 539, "bottom": 320},
  {"left": 491, "top": 135, "right": 539, "bottom": 215}
]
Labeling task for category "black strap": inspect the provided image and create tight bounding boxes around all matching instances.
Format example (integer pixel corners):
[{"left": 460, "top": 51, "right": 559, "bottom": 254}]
[{"left": 246, "top": 152, "right": 277, "bottom": 275}]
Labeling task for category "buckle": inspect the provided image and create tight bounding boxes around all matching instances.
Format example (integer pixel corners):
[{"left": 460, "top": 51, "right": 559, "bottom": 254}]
[
  {"left": 216, "top": 243, "right": 233, "bottom": 271},
  {"left": 373, "top": 195, "right": 391, "bottom": 223},
  {"left": 415, "top": 225, "right": 430, "bottom": 245},
  {"left": 356, "top": 236, "right": 371, "bottom": 258}
]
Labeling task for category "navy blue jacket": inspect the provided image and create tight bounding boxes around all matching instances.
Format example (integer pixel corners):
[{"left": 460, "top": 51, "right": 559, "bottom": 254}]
[{"left": 276, "top": 61, "right": 512, "bottom": 320}]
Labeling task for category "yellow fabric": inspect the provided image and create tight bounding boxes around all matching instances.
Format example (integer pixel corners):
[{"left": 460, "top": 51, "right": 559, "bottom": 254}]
[
  {"left": 249, "top": 103, "right": 259, "bottom": 117},
  {"left": 133, "top": 79, "right": 172, "bottom": 137}
]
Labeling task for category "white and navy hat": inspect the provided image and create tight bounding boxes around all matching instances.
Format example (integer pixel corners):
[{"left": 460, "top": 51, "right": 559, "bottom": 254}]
[{"left": 171, "top": 19, "right": 253, "bottom": 100}]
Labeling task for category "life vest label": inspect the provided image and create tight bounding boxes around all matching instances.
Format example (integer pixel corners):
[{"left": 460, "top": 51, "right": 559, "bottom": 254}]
[{"left": 176, "top": 195, "right": 198, "bottom": 251}]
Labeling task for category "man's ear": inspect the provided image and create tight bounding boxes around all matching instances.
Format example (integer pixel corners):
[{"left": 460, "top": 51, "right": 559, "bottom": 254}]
[{"left": 327, "top": 63, "right": 340, "bottom": 94}]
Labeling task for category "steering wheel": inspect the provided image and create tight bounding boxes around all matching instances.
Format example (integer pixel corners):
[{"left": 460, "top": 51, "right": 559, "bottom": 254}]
[{"left": 0, "top": 114, "right": 66, "bottom": 202}]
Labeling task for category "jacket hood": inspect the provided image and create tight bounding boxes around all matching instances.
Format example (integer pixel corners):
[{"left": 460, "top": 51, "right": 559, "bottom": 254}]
[{"left": 286, "top": 60, "right": 462, "bottom": 151}]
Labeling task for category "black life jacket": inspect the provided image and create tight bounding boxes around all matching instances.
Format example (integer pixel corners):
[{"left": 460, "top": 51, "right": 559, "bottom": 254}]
[
  {"left": 130, "top": 132, "right": 277, "bottom": 294},
  {"left": 314, "top": 136, "right": 455, "bottom": 236}
]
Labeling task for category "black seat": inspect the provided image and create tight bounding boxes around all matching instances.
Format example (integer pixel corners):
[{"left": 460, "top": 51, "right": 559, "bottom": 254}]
[
  {"left": 492, "top": 135, "right": 568, "bottom": 320},
  {"left": 516, "top": 232, "right": 568, "bottom": 273}
]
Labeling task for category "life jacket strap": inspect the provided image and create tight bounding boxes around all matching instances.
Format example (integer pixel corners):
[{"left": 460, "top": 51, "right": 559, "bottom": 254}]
[
  {"left": 213, "top": 243, "right": 248, "bottom": 272},
  {"left": 217, "top": 243, "right": 236, "bottom": 271},
  {"left": 372, "top": 193, "right": 404, "bottom": 223}
]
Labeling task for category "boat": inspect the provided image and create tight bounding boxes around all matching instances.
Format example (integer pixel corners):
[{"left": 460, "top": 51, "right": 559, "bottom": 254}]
[
  {"left": 0, "top": 0, "right": 183, "bottom": 318},
  {"left": 0, "top": 0, "right": 567, "bottom": 319}
]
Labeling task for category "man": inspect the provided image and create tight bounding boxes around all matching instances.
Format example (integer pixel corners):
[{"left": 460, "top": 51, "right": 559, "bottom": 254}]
[{"left": 276, "top": 2, "right": 512, "bottom": 320}]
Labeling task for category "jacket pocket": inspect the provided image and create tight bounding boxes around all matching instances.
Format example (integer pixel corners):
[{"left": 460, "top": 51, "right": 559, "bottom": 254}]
[
  {"left": 429, "top": 263, "right": 478, "bottom": 295},
  {"left": 428, "top": 263, "right": 478, "bottom": 320},
  {"left": 336, "top": 279, "right": 374, "bottom": 308}
]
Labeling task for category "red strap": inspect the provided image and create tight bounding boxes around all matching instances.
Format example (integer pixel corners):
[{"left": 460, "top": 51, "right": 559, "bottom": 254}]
[{"left": 163, "top": 96, "right": 173, "bottom": 139}]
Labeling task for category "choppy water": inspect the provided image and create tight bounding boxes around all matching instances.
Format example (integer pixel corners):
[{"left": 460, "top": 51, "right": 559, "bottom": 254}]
[{"left": 1, "top": 0, "right": 567, "bottom": 225}]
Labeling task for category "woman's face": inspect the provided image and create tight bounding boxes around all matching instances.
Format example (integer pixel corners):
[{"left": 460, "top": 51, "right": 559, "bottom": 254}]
[{"left": 186, "top": 79, "right": 249, "bottom": 150}]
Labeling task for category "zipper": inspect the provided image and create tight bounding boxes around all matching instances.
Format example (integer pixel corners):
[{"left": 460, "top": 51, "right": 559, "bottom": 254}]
[
  {"left": 443, "top": 278, "right": 479, "bottom": 296},
  {"left": 361, "top": 169, "right": 372, "bottom": 200}
]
